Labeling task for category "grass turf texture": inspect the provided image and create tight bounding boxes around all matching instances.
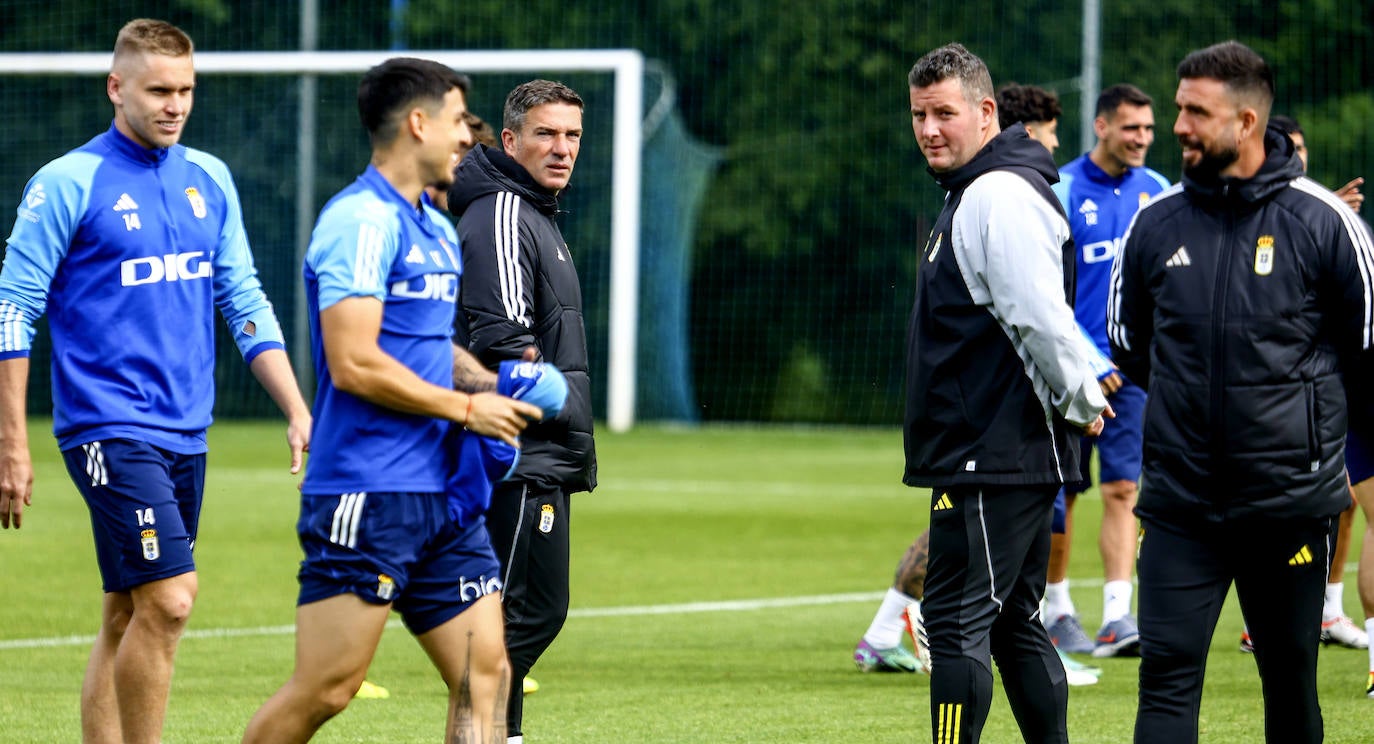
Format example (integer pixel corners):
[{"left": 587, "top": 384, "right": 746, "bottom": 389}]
[{"left": 1, "top": 420, "right": 1370, "bottom": 742}]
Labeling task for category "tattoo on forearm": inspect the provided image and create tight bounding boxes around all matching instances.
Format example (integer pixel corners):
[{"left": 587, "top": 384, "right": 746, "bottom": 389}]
[
  {"left": 453, "top": 365, "right": 496, "bottom": 394},
  {"left": 895, "top": 529, "right": 930, "bottom": 599},
  {"left": 452, "top": 346, "right": 497, "bottom": 394}
]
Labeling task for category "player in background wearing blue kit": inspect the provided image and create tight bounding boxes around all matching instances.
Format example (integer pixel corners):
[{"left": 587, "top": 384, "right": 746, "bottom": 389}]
[
  {"left": 240, "top": 58, "right": 543, "bottom": 744},
  {"left": 0, "top": 19, "right": 312, "bottom": 744},
  {"left": 1045, "top": 84, "right": 1170, "bottom": 659}
]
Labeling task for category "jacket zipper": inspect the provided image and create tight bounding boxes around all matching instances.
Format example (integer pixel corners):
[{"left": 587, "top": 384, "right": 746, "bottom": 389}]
[{"left": 1209, "top": 207, "right": 1235, "bottom": 463}]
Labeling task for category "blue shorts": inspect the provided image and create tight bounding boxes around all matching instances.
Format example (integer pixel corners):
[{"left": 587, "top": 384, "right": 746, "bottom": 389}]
[
  {"left": 297, "top": 491, "right": 503, "bottom": 634},
  {"left": 1349, "top": 425, "right": 1374, "bottom": 486},
  {"left": 1068, "top": 380, "right": 1146, "bottom": 491},
  {"left": 1052, "top": 490, "right": 1067, "bottom": 534},
  {"left": 62, "top": 439, "right": 205, "bottom": 593}
]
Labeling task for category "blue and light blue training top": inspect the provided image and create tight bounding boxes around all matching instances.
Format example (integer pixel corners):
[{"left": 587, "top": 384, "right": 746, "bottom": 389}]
[
  {"left": 0, "top": 124, "right": 285, "bottom": 454},
  {"left": 302, "top": 166, "right": 462, "bottom": 495},
  {"left": 1053, "top": 154, "right": 1171, "bottom": 359}
]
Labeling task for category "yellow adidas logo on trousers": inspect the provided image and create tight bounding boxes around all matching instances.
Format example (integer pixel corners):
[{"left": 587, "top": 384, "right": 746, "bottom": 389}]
[
  {"left": 932, "top": 493, "right": 954, "bottom": 511},
  {"left": 937, "top": 702, "right": 963, "bottom": 743},
  {"left": 1289, "top": 545, "right": 1314, "bottom": 566}
]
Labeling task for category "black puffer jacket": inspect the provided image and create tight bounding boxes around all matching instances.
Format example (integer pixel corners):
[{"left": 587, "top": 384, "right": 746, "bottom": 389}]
[
  {"left": 1108, "top": 127, "right": 1373, "bottom": 521},
  {"left": 448, "top": 144, "right": 596, "bottom": 493}
]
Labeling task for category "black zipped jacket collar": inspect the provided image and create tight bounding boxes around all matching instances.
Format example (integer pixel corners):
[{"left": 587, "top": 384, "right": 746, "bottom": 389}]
[{"left": 447, "top": 143, "right": 561, "bottom": 217}]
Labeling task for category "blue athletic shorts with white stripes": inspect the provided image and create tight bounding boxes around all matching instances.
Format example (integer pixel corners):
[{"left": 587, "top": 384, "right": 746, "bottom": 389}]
[
  {"left": 296, "top": 491, "right": 503, "bottom": 634},
  {"left": 61, "top": 439, "right": 205, "bottom": 593}
]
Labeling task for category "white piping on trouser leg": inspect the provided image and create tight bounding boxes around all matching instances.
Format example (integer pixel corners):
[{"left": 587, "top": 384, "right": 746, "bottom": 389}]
[
  {"left": 976, "top": 490, "right": 1003, "bottom": 611},
  {"left": 501, "top": 484, "right": 529, "bottom": 589}
]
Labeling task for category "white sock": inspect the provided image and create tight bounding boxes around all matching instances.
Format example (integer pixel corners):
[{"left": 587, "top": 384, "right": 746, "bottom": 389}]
[
  {"left": 1044, "top": 580, "right": 1075, "bottom": 622},
  {"left": 1323, "top": 582, "right": 1345, "bottom": 622},
  {"left": 863, "top": 588, "right": 917, "bottom": 649},
  {"left": 1102, "top": 580, "right": 1134, "bottom": 623},
  {"left": 508, "top": 737, "right": 524, "bottom": 744}
]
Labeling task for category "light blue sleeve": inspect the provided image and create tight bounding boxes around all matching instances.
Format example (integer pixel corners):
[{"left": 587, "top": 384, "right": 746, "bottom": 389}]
[
  {"left": 187, "top": 149, "right": 286, "bottom": 362},
  {"left": 306, "top": 193, "right": 401, "bottom": 311},
  {"left": 1144, "top": 167, "right": 1172, "bottom": 191},
  {"left": 0, "top": 154, "right": 96, "bottom": 357},
  {"left": 1051, "top": 172, "right": 1073, "bottom": 214}
]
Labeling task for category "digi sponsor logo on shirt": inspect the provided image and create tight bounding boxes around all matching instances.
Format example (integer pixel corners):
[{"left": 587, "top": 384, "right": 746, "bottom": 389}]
[
  {"left": 120, "top": 251, "right": 212, "bottom": 286},
  {"left": 390, "top": 273, "right": 458, "bottom": 302},
  {"left": 1082, "top": 237, "right": 1122, "bottom": 264}
]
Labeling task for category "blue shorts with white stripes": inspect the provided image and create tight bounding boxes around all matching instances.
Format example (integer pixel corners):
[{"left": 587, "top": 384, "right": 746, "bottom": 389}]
[
  {"left": 61, "top": 439, "right": 205, "bottom": 593},
  {"left": 297, "top": 491, "right": 503, "bottom": 634}
]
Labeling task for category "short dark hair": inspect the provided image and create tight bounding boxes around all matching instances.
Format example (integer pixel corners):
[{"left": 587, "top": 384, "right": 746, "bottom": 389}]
[
  {"left": 503, "top": 79, "right": 585, "bottom": 134},
  {"left": 1176, "top": 40, "right": 1274, "bottom": 113},
  {"left": 465, "top": 112, "right": 498, "bottom": 148},
  {"left": 908, "top": 43, "right": 993, "bottom": 105},
  {"left": 995, "top": 83, "right": 1061, "bottom": 129},
  {"left": 1269, "top": 114, "right": 1302, "bottom": 137},
  {"left": 357, "top": 57, "right": 471, "bottom": 146},
  {"left": 1095, "top": 83, "right": 1153, "bottom": 119}
]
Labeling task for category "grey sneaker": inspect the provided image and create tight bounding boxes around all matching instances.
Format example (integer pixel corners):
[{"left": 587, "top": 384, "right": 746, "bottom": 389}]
[
  {"left": 1047, "top": 614, "right": 1094, "bottom": 655},
  {"left": 1093, "top": 614, "right": 1142, "bottom": 658}
]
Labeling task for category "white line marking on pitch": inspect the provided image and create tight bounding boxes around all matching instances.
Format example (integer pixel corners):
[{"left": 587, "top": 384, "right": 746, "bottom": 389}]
[{"left": 1, "top": 591, "right": 894, "bottom": 650}]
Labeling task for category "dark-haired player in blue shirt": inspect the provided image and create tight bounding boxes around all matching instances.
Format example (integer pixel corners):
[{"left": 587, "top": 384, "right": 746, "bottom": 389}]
[{"left": 241, "top": 58, "right": 541, "bottom": 744}]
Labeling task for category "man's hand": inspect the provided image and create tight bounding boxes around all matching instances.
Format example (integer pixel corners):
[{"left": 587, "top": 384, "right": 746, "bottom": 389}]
[
  {"left": 1099, "top": 371, "right": 1124, "bottom": 396},
  {"left": 0, "top": 444, "right": 34, "bottom": 529},
  {"left": 286, "top": 412, "right": 311, "bottom": 475},
  {"left": 1336, "top": 177, "right": 1364, "bottom": 213},
  {"left": 1082, "top": 402, "right": 1116, "bottom": 437},
  {"left": 465, "top": 393, "right": 542, "bottom": 446}
]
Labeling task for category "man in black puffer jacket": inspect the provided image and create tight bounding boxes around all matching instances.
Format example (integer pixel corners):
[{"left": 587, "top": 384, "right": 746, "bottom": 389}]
[
  {"left": 448, "top": 79, "right": 595, "bottom": 742},
  {"left": 1109, "top": 41, "right": 1374, "bottom": 744}
]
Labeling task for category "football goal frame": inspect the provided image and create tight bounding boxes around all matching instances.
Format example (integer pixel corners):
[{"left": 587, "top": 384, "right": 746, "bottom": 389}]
[{"left": 0, "top": 49, "right": 644, "bottom": 431}]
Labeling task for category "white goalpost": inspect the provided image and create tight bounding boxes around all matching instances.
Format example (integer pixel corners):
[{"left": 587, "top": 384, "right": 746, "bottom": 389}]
[{"left": 0, "top": 49, "right": 644, "bottom": 432}]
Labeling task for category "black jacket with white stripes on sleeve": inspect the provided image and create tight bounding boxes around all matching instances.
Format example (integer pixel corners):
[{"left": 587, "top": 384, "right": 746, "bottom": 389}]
[
  {"left": 903, "top": 124, "right": 1108, "bottom": 489},
  {"left": 1107, "top": 126, "right": 1374, "bottom": 522},
  {"left": 447, "top": 144, "right": 596, "bottom": 494}
]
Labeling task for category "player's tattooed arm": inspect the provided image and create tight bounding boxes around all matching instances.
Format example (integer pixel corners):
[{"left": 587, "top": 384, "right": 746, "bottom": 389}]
[
  {"left": 895, "top": 529, "right": 930, "bottom": 600},
  {"left": 452, "top": 344, "right": 497, "bottom": 393}
]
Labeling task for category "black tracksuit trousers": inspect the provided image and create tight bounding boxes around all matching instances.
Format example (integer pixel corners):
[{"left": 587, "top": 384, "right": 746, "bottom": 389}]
[
  {"left": 485, "top": 480, "right": 571, "bottom": 738},
  {"left": 1134, "top": 512, "right": 1334, "bottom": 744},
  {"left": 923, "top": 483, "right": 1069, "bottom": 744}
]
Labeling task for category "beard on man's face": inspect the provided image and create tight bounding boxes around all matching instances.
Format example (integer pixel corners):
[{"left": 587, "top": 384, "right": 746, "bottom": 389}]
[{"left": 1181, "top": 137, "right": 1240, "bottom": 181}]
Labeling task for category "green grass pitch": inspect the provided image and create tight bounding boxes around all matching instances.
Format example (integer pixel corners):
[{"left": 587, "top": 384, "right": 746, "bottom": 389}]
[{"left": 0, "top": 420, "right": 1370, "bottom": 742}]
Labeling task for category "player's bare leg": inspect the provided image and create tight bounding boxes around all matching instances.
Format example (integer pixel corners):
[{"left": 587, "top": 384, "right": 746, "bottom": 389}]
[
  {"left": 81, "top": 592, "right": 133, "bottom": 744},
  {"left": 1357, "top": 479, "right": 1374, "bottom": 623},
  {"left": 416, "top": 593, "right": 510, "bottom": 743},
  {"left": 242, "top": 594, "right": 390, "bottom": 744},
  {"left": 896, "top": 530, "right": 930, "bottom": 600},
  {"left": 1318, "top": 500, "right": 1366, "bottom": 647},
  {"left": 1099, "top": 479, "right": 1138, "bottom": 615},
  {"left": 1047, "top": 492, "right": 1076, "bottom": 587},
  {"left": 98, "top": 572, "right": 198, "bottom": 744},
  {"left": 1044, "top": 493, "right": 1088, "bottom": 650}
]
